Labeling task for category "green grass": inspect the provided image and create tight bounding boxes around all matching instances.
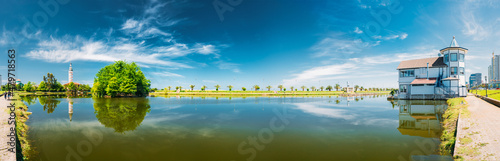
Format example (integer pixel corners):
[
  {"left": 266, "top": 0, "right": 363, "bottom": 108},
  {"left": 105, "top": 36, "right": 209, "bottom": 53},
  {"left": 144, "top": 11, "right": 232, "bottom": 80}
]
[
  {"left": 440, "top": 97, "right": 468, "bottom": 156},
  {"left": 470, "top": 89, "right": 500, "bottom": 99},
  {"left": 11, "top": 93, "right": 34, "bottom": 160}
]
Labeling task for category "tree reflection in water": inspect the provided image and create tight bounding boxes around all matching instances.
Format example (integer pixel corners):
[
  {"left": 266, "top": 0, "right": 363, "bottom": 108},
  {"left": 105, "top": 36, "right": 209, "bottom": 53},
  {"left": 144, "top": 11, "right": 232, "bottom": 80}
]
[
  {"left": 38, "top": 97, "right": 62, "bottom": 114},
  {"left": 21, "top": 96, "right": 38, "bottom": 106},
  {"left": 93, "top": 98, "right": 151, "bottom": 133}
]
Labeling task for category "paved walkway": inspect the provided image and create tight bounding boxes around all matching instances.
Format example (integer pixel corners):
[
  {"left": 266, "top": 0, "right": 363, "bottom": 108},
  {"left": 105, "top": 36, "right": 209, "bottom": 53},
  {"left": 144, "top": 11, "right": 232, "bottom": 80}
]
[
  {"left": 0, "top": 97, "right": 16, "bottom": 161},
  {"left": 455, "top": 94, "right": 500, "bottom": 160}
]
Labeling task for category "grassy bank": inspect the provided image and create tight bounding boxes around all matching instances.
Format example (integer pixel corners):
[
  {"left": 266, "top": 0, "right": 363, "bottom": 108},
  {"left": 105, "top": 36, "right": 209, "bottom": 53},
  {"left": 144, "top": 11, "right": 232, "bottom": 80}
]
[
  {"left": 469, "top": 89, "right": 500, "bottom": 99},
  {"left": 150, "top": 90, "right": 389, "bottom": 97},
  {"left": 440, "top": 97, "right": 469, "bottom": 157},
  {"left": 12, "top": 94, "right": 34, "bottom": 160},
  {"left": 15, "top": 91, "right": 67, "bottom": 97}
]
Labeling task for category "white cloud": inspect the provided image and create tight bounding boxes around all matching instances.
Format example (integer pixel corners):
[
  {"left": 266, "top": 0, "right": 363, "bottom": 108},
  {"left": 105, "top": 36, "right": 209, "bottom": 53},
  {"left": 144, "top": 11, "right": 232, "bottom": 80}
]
[
  {"left": 373, "top": 33, "right": 408, "bottom": 40},
  {"left": 120, "top": 1, "right": 179, "bottom": 39},
  {"left": 354, "top": 27, "right": 363, "bottom": 34},
  {"left": 459, "top": 3, "right": 489, "bottom": 41},
  {"left": 215, "top": 60, "right": 241, "bottom": 73},
  {"left": 24, "top": 0, "right": 235, "bottom": 76},
  {"left": 149, "top": 71, "right": 184, "bottom": 78},
  {"left": 399, "top": 33, "right": 408, "bottom": 40},
  {"left": 283, "top": 49, "right": 439, "bottom": 87},
  {"left": 194, "top": 44, "right": 219, "bottom": 56},
  {"left": 25, "top": 37, "right": 192, "bottom": 68},
  {"left": 311, "top": 33, "right": 392, "bottom": 58}
]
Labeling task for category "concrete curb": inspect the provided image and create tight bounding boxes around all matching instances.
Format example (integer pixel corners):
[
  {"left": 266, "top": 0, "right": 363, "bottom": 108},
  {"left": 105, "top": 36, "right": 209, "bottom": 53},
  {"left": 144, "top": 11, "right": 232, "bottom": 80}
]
[{"left": 474, "top": 94, "right": 500, "bottom": 107}]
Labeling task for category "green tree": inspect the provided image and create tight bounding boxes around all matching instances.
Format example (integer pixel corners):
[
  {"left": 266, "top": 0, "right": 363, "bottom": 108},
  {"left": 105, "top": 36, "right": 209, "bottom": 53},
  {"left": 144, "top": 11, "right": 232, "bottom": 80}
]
[
  {"left": 360, "top": 86, "right": 364, "bottom": 91},
  {"left": 326, "top": 85, "right": 333, "bottom": 91},
  {"left": 78, "top": 84, "right": 87, "bottom": 91},
  {"left": 23, "top": 81, "right": 35, "bottom": 92},
  {"left": 54, "top": 82, "right": 65, "bottom": 91},
  {"left": 215, "top": 84, "right": 221, "bottom": 91},
  {"left": 68, "top": 82, "right": 78, "bottom": 92},
  {"left": 38, "top": 81, "right": 47, "bottom": 91},
  {"left": 278, "top": 85, "right": 283, "bottom": 91},
  {"left": 201, "top": 85, "right": 207, "bottom": 91},
  {"left": 43, "top": 73, "right": 58, "bottom": 92},
  {"left": 92, "top": 61, "right": 150, "bottom": 97},
  {"left": 301, "top": 86, "right": 306, "bottom": 91},
  {"left": 253, "top": 85, "right": 260, "bottom": 91},
  {"left": 335, "top": 84, "right": 341, "bottom": 91},
  {"left": 311, "top": 86, "right": 316, "bottom": 91},
  {"left": 354, "top": 85, "right": 359, "bottom": 92},
  {"left": 266, "top": 85, "right": 272, "bottom": 91},
  {"left": 167, "top": 86, "right": 171, "bottom": 91},
  {"left": 320, "top": 86, "right": 324, "bottom": 91},
  {"left": 242, "top": 87, "right": 246, "bottom": 91},
  {"left": 290, "top": 86, "right": 294, "bottom": 91},
  {"left": 16, "top": 83, "right": 23, "bottom": 91},
  {"left": 227, "top": 85, "right": 233, "bottom": 91},
  {"left": 190, "top": 85, "right": 195, "bottom": 91}
]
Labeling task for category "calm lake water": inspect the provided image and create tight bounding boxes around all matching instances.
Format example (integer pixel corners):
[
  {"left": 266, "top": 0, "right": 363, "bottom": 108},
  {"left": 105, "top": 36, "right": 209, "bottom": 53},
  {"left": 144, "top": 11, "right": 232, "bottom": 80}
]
[{"left": 22, "top": 95, "right": 449, "bottom": 161}]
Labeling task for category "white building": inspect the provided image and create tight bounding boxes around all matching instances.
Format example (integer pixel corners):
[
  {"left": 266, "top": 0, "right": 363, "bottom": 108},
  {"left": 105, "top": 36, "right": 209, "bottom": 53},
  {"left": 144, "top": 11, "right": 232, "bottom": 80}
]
[{"left": 396, "top": 37, "right": 468, "bottom": 99}]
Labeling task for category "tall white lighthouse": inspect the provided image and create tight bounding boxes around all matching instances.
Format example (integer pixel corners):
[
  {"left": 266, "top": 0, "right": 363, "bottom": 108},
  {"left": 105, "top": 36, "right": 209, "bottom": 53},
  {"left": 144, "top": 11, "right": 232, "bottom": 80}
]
[{"left": 69, "top": 63, "right": 73, "bottom": 83}]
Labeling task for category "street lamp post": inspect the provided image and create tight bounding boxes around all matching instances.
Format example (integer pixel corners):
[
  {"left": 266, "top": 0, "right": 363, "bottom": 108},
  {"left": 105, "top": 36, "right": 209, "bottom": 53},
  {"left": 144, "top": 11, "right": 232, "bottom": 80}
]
[{"left": 486, "top": 76, "right": 488, "bottom": 97}]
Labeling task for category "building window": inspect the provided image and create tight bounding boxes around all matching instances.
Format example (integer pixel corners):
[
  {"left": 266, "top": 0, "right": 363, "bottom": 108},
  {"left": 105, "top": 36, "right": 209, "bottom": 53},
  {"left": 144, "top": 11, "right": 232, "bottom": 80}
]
[
  {"left": 460, "top": 67, "right": 464, "bottom": 75},
  {"left": 412, "top": 84, "right": 424, "bottom": 86},
  {"left": 400, "top": 70, "right": 415, "bottom": 77},
  {"left": 444, "top": 54, "right": 449, "bottom": 62},
  {"left": 459, "top": 54, "right": 464, "bottom": 62},
  {"left": 451, "top": 53, "right": 457, "bottom": 61},
  {"left": 451, "top": 67, "right": 458, "bottom": 75},
  {"left": 400, "top": 85, "right": 407, "bottom": 93}
]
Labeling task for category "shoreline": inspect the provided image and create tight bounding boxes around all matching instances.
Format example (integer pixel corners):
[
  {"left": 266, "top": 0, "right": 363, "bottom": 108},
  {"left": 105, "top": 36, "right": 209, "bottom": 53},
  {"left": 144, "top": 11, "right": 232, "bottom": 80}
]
[{"left": 150, "top": 91, "right": 389, "bottom": 97}]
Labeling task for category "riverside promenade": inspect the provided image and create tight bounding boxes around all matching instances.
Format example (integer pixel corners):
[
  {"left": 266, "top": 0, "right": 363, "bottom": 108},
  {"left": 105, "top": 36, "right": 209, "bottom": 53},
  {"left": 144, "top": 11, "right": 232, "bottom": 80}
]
[
  {"left": 0, "top": 97, "right": 16, "bottom": 161},
  {"left": 454, "top": 94, "right": 500, "bottom": 160}
]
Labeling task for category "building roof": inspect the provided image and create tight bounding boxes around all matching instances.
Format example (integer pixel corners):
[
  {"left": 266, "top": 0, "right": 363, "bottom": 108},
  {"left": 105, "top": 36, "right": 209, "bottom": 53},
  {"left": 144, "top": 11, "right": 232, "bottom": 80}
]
[
  {"left": 442, "top": 77, "right": 459, "bottom": 80},
  {"left": 440, "top": 36, "right": 468, "bottom": 53},
  {"left": 64, "top": 82, "right": 80, "bottom": 86},
  {"left": 397, "top": 57, "right": 447, "bottom": 70},
  {"left": 410, "top": 78, "right": 437, "bottom": 85}
]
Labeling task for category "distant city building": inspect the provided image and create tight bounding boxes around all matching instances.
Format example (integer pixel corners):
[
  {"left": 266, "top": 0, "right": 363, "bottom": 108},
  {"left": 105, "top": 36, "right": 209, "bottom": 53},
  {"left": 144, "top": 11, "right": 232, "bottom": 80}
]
[
  {"left": 396, "top": 36, "right": 467, "bottom": 99},
  {"left": 469, "top": 73, "right": 482, "bottom": 88},
  {"left": 344, "top": 81, "right": 354, "bottom": 93},
  {"left": 488, "top": 53, "right": 500, "bottom": 87}
]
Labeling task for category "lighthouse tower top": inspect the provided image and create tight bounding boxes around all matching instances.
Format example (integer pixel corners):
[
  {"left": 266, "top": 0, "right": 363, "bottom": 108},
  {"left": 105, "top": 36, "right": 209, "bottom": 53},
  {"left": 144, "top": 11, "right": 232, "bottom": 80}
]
[
  {"left": 69, "top": 63, "right": 73, "bottom": 83},
  {"left": 440, "top": 36, "right": 468, "bottom": 54},
  {"left": 450, "top": 36, "right": 459, "bottom": 47}
]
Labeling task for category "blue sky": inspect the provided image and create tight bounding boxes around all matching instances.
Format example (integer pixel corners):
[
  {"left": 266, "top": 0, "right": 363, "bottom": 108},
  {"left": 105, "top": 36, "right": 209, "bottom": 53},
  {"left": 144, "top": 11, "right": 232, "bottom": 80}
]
[{"left": 1, "top": 0, "right": 499, "bottom": 90}]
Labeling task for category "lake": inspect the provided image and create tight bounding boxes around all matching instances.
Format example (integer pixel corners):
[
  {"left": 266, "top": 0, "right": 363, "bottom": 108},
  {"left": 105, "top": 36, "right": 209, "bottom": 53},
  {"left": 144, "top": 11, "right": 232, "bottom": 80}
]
[{"left": 22, "top": 95, "right": 449, "bottom": 161}]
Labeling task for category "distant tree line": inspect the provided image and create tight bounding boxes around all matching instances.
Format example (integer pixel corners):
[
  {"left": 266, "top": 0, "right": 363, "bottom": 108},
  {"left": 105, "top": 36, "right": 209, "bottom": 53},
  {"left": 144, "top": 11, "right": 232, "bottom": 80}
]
[
  {"left": 1, "top": 73, "right": 91, "bottom": 92},
  {"left": 155, "top": 83, "right": 395, "bottom": 92}
]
